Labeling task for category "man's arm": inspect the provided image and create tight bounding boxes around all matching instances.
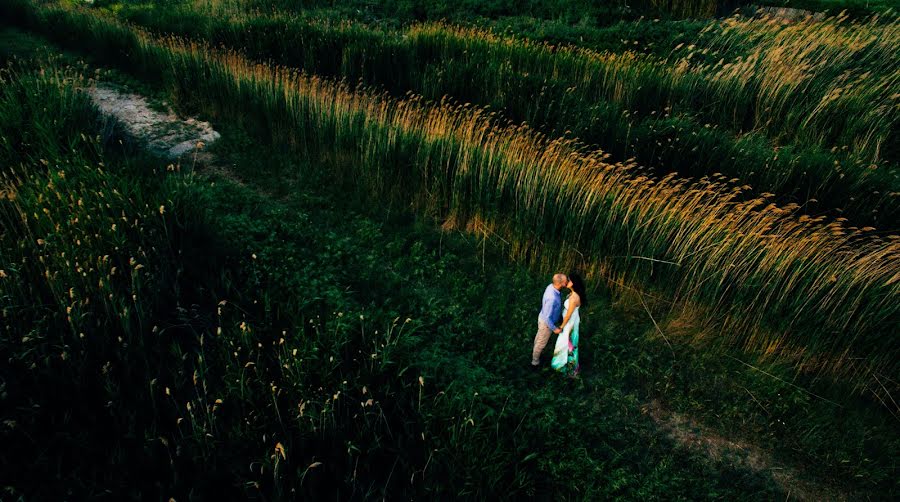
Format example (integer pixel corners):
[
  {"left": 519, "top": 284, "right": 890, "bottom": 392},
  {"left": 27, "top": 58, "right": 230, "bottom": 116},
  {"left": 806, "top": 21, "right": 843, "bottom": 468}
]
[{"left": 540, "top": 295, "right": 559, "bottom": 332}]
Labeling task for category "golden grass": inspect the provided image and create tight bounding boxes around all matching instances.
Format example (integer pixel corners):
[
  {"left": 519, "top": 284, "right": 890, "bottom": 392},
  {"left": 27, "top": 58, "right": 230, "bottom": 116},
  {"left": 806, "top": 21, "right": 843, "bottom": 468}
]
[
  {"left": 8, "top": 1, "right": 899, "bottom": 378},
  {"left": 155, "top": 35, "right": 898, "bottom": 377}
]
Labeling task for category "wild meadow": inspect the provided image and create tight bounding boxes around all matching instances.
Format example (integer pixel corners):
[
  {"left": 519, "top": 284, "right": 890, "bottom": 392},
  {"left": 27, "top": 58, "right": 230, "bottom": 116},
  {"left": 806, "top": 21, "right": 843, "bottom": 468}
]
[
  {"left": 0, "top": 47, "right": 805, "bottom": 500},
  {"left": 104, "top": 0, "right": 900, "bottom": 228},
  {"left": 8, "top": 0, "right": 897, "bottom": 377},
  {"left": 1, "top": 0, "right": 898, "bottom": 499}
]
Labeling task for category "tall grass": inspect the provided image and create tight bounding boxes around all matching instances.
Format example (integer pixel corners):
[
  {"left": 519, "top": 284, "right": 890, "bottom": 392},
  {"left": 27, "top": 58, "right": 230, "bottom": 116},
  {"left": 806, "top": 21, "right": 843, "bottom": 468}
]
[
  {"left": 0, "top": 57, "right": 535, "bottom": 499},
  {"left": 109, "top": 1, "right": 900, "bottom": 160},
  {"left": 690, "top": 11, "right": 900, "bottom": 162},
  {"left": 650, "top": 0, "right": 720, "bottom": 18},
  {"left": 9, "top": 0, "right": 897, "bottom": 379},
  {"left": 95, "top": 0, "right": 900, "bottom": 228},
  {"left": 0, "top": 61, "right": 205, "bottom": 495},
  {"left": 0, "top": 60, "right": 788, "bottom": 499},
  {"left": 241, "top": 0, "right": 726, "bottom": 20}
]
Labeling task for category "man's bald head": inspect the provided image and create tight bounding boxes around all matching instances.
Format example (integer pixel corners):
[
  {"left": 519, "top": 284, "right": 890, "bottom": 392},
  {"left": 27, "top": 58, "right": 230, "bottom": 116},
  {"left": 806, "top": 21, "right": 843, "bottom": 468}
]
[{"left": 552, "top": 273, "right": 568, "bottom": 289}]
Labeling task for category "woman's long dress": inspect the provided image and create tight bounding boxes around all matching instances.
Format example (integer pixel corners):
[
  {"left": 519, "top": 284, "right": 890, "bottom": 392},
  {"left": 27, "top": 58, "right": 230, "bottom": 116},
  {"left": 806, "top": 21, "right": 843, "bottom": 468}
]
[{"left": 551, "top": 296, "right": 580, "bottom": 376}]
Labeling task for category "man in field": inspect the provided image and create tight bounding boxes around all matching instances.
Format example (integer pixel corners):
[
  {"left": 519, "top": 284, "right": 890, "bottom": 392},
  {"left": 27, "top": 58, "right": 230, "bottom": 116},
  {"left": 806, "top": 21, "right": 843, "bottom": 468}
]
[{"left": 531, "top": 273, "right": 566, "bottom": 368}]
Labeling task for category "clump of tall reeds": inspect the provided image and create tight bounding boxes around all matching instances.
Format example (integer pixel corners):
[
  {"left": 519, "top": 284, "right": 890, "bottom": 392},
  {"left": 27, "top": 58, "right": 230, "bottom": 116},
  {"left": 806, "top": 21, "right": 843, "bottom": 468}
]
[
  {"left": 686, "top": 11, "right": 900, "bottom": 162},
  {"left": 75, "top": 0, "right": 900, "bottom": 228},
  {"left": 409, "top": 11, "right": 900, "bottom": 163}
]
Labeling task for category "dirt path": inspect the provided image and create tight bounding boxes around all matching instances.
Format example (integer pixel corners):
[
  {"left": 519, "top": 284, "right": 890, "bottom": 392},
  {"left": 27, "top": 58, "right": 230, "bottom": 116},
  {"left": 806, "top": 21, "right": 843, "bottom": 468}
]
[
  {"left": 755, "top": 6, "right": 826, "bottom": 22},
  {"left": 643, "top": 399, "right": 849, "bottom": 501},
  {"left": 86, "top": 83, "right": 220, "bottom": 160},
  {"left": 85, "top": 82, "right": 258, "bottom": 188},
  {"left": 86, "top": 81, "right": 851, "bottom": 502}
]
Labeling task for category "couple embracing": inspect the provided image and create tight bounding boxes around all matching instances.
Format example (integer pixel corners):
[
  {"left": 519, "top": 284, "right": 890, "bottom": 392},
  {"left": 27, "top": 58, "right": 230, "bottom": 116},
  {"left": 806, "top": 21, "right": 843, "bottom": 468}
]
[{"left": 530, "top": 272, "right": 587, "bottom": 377}]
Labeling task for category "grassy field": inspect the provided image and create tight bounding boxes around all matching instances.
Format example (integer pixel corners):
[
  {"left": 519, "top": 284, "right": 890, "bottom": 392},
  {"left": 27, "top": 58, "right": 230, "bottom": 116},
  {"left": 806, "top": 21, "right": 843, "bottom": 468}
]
[
  {"left": 98, "top": 0, "right": 900, "bottom": 229},
  {"left": 1, "top": 0, "right": 898, "bottom": 499},
  {"left": 8, "top": 0, "right": 897, "bottom": 379},
  {"left": 209, "top": 0, "right": 900, "bottom": 24}
]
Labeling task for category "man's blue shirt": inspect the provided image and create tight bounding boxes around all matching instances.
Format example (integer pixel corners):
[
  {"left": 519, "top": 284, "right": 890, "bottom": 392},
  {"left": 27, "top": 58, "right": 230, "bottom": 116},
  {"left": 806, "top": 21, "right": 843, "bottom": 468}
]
[{"left": 538, "top": 284, "right": 562, "bottom": 331}]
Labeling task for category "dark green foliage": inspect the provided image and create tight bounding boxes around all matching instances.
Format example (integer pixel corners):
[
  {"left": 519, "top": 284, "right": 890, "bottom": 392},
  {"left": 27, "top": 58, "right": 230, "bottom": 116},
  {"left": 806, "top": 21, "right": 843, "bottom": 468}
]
[
  {"left": 0, "top": 60, "right": 761, "bottom": 499},
  {"left": 4, "top": 0, "right": 895, "bottom": 381},
  {"left": 758, "top": 0, "right": 900, "bottom": 16},
  {"left": 0, "top": 10, "right": 897, "bottom": 502},
  {"left": 98, "top": 0, "right": 900, "bottom": 229},
  {"left": 255, "top": 0, "right": 726, "bottom": 22}
]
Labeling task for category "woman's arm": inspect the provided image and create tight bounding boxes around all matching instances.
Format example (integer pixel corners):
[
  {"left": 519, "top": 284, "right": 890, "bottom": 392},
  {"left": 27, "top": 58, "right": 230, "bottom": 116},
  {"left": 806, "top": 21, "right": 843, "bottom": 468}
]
[{"left": 560, "top": 293, "right": 579, "bottom": 328}]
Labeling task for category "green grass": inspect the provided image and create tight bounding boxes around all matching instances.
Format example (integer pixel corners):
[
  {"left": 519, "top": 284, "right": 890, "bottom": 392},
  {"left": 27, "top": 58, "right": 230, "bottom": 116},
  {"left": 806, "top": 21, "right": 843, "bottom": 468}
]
[
  {"left": 0, "top": 25, "right": 54, "bottom": 63},
  {"left": 233, "top": 0, "right": 728, "bottom": 22},
  {"left": 0, "top": 49, "right": 752, "bottom": 499},
  {"left": 1, "top": 39, "right": 897, "bottom": 499},
  {"left": 759, "top": 0, "right": 900, "bottom": 16},
  {"left": 229, "top": 0, "right": 899, "bottom": 23},
  {"left": 95, "top": 0, "right": 900, "bottom": 229},
  {"left": 11, "top": 0, "right": 900, "bottom": 381}
]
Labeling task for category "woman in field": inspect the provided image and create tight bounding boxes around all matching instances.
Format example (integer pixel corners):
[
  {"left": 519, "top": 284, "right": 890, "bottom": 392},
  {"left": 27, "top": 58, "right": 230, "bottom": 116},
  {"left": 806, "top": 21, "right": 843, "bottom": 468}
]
[{"left": 551, "top": 272, "right": 586, "bottom": 377}]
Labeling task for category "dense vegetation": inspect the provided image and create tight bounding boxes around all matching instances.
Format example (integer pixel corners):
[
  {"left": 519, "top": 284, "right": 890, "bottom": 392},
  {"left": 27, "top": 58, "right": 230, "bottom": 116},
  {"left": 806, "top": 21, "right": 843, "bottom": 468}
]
[
  {"left": 97, "top": 0, "right": 900, "bottom": 230},
  {"left": 1, "top": 0, "right": 897, "bottom": 499},
  {"left": 97, "top": 0, "right": 733, "bottom": 21},
  {"left": 209, "top": 0, "right": 900, "bottom": 23},
  {"left": 7, "top": 0, "right": 897, "bottom": 378}
]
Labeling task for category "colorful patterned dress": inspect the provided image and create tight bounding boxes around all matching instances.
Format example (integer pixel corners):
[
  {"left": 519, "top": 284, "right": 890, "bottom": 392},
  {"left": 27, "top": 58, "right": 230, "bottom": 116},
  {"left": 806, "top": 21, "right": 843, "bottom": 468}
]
[{"left": 551, "top": 296, "right": 580, "bottom": 376}]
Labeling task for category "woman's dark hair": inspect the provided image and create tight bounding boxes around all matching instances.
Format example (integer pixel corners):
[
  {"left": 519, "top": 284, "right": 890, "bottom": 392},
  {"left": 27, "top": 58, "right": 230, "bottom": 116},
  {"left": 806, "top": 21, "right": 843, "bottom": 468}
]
[{"left": 568, "top": 272, "right": 587, "bottom": 307}]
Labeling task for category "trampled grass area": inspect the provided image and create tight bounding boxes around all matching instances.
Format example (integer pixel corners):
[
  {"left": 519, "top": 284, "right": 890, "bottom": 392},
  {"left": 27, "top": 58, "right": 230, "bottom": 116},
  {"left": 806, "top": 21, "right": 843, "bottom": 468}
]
[
  {"left": 1, "top": 34, "right": 897, "bottom": 499},
  {"left": 97, "top": 0, "right": 900, "bottom": 228}
]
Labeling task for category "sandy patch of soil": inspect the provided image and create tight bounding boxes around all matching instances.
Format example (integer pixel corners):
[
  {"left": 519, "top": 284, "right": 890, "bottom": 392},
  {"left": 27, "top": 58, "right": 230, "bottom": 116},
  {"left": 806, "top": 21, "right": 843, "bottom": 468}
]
[
  {"left": 85, "top": 83, "right": 220, "bottom": 159},
  {"left": 756, "top": 6, "right": 826, "bottom": 22}
]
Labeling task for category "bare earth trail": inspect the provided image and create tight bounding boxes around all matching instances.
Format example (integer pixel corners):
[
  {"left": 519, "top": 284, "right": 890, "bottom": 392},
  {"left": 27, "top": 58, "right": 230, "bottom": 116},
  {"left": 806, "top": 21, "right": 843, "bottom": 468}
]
[
  {"left": 85, "top": 82, "right": 851, "bottom": 502},
  {"left": 87, "top": 83, "right": 220, "bottom": 160},
  {"left": 643, "top": 400, "right": 849, "bottom": 501}
]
